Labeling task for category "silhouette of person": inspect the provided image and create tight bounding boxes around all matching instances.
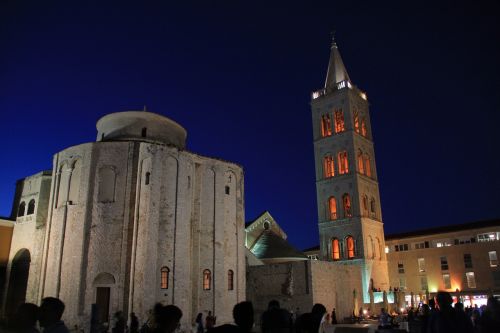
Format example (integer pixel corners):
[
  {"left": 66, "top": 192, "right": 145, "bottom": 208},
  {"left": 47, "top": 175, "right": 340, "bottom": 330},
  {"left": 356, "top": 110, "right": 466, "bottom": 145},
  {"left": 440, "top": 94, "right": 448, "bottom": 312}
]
[
  {"left": 152, "top": 304, "right": 182, "bottom": 333},
  {"left": 195, "top": 313, "right": 204, "bottom": 333},
  {"left": 209, "top": 301, "right": 254, "bottom": 333},
  {"left": 330, "top": 308, "right": 337, "bottom": 325},
  {"left": 130, "top": 313, "right": 139, "bottom": 333},
  {"left": 205, "top": 311, "right": 216, "bottom": 330},
  {"left": 12, "top": 303, "right": 39, "bottom": 333},
  {"left": 428, "top": 291, "right": 472, "bottom": 333},
  {"left": 112, "top": 311, "right": 126, "bottom": 333},
  {"left": 260, "top": 300, "right": 292, "bottom": 333},
  {"left": 295, "top": 303, "right": 326, "bottom": 333},
  {"left": 38, "top": 297, "right": 69, "bottom": 333}
]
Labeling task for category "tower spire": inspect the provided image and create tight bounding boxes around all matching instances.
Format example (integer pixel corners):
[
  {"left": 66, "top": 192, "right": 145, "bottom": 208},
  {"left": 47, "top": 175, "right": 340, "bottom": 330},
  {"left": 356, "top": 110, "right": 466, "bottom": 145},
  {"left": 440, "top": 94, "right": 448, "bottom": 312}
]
[{"left": 324, "top": 35, "right": 351, "bottom": 90}]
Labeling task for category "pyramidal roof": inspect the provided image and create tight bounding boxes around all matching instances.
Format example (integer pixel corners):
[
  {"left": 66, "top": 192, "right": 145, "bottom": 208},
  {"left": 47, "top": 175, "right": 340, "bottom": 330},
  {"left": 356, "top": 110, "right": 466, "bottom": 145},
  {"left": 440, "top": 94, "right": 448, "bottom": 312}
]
[{"left": 324, "top": 37, "right": 351, "bottom": 90}]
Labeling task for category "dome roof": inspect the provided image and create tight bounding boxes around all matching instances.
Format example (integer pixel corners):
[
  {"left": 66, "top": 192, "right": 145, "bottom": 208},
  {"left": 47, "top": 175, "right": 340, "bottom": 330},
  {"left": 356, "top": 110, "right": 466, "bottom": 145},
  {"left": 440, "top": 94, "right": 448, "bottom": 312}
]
[{"left": 96, "top": 111, "right": 187, "bottom": 149}]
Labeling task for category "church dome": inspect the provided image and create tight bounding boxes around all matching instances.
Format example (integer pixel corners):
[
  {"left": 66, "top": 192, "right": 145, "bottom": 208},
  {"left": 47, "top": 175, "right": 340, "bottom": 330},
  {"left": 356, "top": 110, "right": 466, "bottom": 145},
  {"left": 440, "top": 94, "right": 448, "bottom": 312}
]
[{"left": 96, "top": 111, "right": 187, "bottom": 149}]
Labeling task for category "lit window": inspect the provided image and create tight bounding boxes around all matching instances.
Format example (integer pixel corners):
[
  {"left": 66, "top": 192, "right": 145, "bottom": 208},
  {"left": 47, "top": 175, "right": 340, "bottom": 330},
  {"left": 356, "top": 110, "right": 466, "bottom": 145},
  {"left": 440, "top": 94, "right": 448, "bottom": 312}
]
[
  {"left": 489, "top": 251, "right": 498, "bottom": 267},
  {"left": 398, "top": 262, "right": 405, "bottom": 274},
  {"left": 361, "top": 119, "right": 367, "bottom": 137},
  {"left": 203, "top": 269, "right": 211, "bottom": 290},
  {"left": 440, "top": 257, "right": 449, "bottom": 271},
  {"left": 466, "top": 272, "right": 476, "bottom": 288},
  {"left": 338, "top": 151, "right": 349, "bottom": 174},
  {"left": 420, "top": 276, "right": 428, "bottom": 291},
  {"left": 331, "top": 238, "right": 340, "bottom": 260},
  {"left": 328, "top": 196, "right": 337, "bottom": 220},
  {"left": 228, "top": 270, "right": 234, "bottom": 290},
  {"left": 464, "top": 254, "right": 473, "bottom": 269},
  {"left": 334, "top": 109, "right": 345, "bottom": 133},
  {"left": 384, "top": 246, "right": 389, "bottom": 254},
  {"left": 27, "top": 199, "right": 36, "bottom": 215},
  {"left": 321, "top": 114, "right": 332, "bottom": 137},
  {"left": 160, "top": 267, "right": 170, "bottom": 289},
  {"left": 323, "top": 156, "right": 335, "bottom": 178},
  {"left": 346, "top": 236, "right": 355, "bottom": 259},
  {"left": 399, "top": 277, "right": 406, "bottom": 290},
  {"left": 442, "top": 273, "right": 451, "bottom": 289},
  {"left": 477, "top": 232, "right": 498, "bottom": 242},
  {"left": 418, "top": 258, "right": 426, "bottom": 272},
  {"left": 357, "top": 151, "right": 364, "bottom": 174},
  {"left": 343, "top": 193, "right": 352, "bottom": 218},
  {"left": 18, "top": 202, "right": 26, "bottom": 217},
  {"left": 354, "top": 112, "right": 360, "bottom": 133},
  {"left": 364, "top": 155, "right": 371, "bottom": 177}
]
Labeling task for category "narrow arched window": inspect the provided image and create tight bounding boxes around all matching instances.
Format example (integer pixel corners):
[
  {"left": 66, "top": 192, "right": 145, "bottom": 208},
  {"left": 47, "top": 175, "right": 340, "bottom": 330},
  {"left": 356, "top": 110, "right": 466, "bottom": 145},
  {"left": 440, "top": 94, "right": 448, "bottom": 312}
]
[
  {"left": 354, "top": 112, "right": 360, "bottom": 133},
  {"left": 160, "top": 267, "right": 170, "bottom": 289},
  {"left": 142, "top": 127, "right": 147, "bottom": 137},
  {"left": 346, "top": 236, "right": 355, "bottom": 259},
  {"left": 357, "top": 151, "right": 364, "bottom": 174},
  {"left": 27, "top": 199, "right": 36, "bottom": 215},
  {"left": 334, "top": 109, "right": 345, "bottom": 133},
  {"left": 343, "top": 193, "right": 352, "bottom": 218},
  {"left": 361, "top": 119, "right": 367, "bottom": 137},
  {"left": 18, "top": 202, "right": 26, "bottom": 217},
  {"left": 323, "top": 155, "right": 335, "bottom": 178},
  {"left": 203, "top": 269, "right": 211, "bottom": 290},
  {"left": 328, "top": 196, "right": 337, "bottom": 220},
  {"left": 331, "top": 238, "right": 340, "bottom": 260},
  {"left": 370, "top": 198, "right": 376, "bottom": 217},
  {"left": 228, "top": 270, "right": 234, "bottom": 290},
  {"left": 362, "top": 195, "right": 369, "bottom": 216},
  {"left": 321, "top": 114, "right": 332, "bottom": 137},
  {"left": 364, "top": 155, "right": 371, "bottom": 177},
  {"left": 145, "top": 172, "right": 150, "bottom": 185},
  {"left": 338, "top": 151, "right": 349, "bottom": 174}
]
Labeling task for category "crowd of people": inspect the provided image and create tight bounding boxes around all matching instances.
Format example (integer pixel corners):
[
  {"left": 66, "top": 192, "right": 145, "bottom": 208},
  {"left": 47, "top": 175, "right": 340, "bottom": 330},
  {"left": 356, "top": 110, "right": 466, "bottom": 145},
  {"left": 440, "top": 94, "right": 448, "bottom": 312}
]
[{"left": 2, "top": 292, "right": 500, "bottom": 333}]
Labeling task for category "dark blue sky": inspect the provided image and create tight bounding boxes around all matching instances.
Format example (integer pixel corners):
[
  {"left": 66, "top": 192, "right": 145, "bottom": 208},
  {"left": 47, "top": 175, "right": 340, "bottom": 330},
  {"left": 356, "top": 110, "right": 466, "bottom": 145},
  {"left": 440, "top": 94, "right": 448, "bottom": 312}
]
[{"left": 1, "top": 1, "right": 499, "bottom": 250}]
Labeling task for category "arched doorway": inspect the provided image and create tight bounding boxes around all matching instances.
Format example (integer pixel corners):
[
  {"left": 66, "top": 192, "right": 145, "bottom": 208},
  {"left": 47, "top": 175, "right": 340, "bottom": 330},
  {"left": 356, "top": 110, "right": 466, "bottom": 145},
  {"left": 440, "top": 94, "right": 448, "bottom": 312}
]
[
  {"left": 93, "top": 272, "right": 115, "bottom": 325},
  {"left": 6, "top": 249, "right": 31, "bottom": 316}
]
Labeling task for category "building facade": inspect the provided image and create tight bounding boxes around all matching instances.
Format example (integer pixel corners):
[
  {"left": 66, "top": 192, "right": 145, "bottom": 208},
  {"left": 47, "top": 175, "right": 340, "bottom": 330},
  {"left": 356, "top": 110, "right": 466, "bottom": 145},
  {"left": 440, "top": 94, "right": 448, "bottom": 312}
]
[
  {"left": 385, "top": 220, "right": 500, "bottom": 307},
  {"left": 2, "top": 111, "right": 246, "bottom": 330}
]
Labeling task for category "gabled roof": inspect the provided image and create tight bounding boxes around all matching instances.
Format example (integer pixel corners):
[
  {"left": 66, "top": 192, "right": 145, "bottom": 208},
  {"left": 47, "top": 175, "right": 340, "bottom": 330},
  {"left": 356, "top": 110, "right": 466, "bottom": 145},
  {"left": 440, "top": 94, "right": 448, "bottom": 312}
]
[{"left": 324, "top": 38, "right": 351, "bottom": 90}]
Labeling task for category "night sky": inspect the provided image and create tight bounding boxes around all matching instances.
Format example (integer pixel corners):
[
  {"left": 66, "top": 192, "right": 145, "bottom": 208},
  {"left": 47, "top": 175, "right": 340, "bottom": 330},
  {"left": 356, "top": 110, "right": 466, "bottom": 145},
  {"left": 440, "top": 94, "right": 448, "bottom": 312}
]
[{"left": 1, "top": 1, "right": 499, "bottom": 250}]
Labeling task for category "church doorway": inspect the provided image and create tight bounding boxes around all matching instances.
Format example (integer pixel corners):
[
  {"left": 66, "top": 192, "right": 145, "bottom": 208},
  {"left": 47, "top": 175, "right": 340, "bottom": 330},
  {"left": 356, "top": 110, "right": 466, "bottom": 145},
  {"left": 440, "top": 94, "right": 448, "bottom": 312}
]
[
  {"left": 6, "top": 249, "right": 31, "bottom": 317},
  {"left": 96, "top": 287, "right": 110, "bottom": 324}
]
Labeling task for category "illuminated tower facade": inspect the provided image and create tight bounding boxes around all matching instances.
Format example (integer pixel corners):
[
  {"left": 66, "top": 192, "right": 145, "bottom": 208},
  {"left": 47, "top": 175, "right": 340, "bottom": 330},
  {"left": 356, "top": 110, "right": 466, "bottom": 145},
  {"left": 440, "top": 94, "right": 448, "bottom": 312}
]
[{"left": 311, "top": 37, "right": 389, "bottom": 301}]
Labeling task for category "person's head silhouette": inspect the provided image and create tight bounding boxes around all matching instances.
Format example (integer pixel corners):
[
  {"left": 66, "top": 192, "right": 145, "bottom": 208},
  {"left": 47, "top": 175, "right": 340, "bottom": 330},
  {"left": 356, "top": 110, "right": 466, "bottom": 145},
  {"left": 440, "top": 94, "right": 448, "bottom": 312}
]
[
  {"left": 39, "top": 297, "right": 65, "bottom": 328},
  {"left": 153, "top": 304, "right": 182, "bottom": 333},
  {"left": 233, "top": 301, "right": 254, "bottom": 332}
]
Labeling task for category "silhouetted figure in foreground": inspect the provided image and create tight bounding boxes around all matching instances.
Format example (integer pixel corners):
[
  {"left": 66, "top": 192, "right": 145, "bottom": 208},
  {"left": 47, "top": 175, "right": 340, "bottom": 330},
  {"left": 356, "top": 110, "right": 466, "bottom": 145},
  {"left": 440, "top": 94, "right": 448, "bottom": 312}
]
[
  {"left": 378, "top": 308, "right": 392, "bottom": 329},
  {"left": 38, "top": 297, "right": 69, "bottom": 333},
  {"left": 130, "top": 313, "right": 139, "bottom": 333},
  {"left": 330, "top": 308, "right": 337, "bottom": 325},
  {"left": 428, "top": 291, "right": 472, "bottom": 333},
  {"left": 479, "top": 296, "right": 500, "bottom": 333},
  {"left": 260, "top": 300, "right": 292, "bottom": 333},
  {"left": 195, "top": 313, "right": 203, "bottom": 333},
  {"left": 295, "top": 303, "right": 326, "bottom": 333},
  {"left": 152, "top": 304, "right": 182, "bottom": 333},
  {"left": 209, "top": 301, "right": 254, "bottom": 333},
  {"left": 11, "top": 303, "right": 39, "bottom": 333},
  {"left": 206, "top": 311, "right": 216, "bottom": 331},
  {"left": 112, "top": 311, "right": 126, "bottom": 333}
]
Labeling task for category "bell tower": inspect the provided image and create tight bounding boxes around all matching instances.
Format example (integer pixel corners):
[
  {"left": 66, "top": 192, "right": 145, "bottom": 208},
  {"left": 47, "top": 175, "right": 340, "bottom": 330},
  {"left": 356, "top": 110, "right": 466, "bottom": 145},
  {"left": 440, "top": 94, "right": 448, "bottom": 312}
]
[{"left": 311, "top": 36, "right": 389, "bottom": 301}]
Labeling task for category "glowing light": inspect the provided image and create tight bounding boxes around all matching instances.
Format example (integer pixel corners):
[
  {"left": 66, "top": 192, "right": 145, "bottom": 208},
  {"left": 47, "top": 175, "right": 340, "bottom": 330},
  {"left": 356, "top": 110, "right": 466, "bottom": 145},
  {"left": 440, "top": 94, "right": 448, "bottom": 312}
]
[
  {"left": 363, "top": 309, "right": 368, "bottom": 315},
  {"left": 400, "top": 308, "right": 405, "bottom": 313},
  {"left": 431, "top": 288, "right": 437, "bottom": 293},
  {"left": 385, "top": 246, "right": 389, "bottom": 254},
  {"left": 360, "top": 92, "right": 367, "bottom": 100}
]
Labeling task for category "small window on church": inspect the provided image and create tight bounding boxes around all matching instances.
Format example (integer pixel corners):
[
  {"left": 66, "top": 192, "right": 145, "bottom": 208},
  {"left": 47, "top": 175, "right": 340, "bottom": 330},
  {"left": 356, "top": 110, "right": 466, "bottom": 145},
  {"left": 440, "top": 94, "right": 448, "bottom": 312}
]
[
  {"left": 323, "top": 155, "right": 335, "bottom": 178},
  {"left": 338, "top": 151, "right": 349, "bottom": 174},
  {"left": 346, "top": 236, "right": 355, "bottom": 259},
  {"left": 343, "top": 193, "right": 352, "bottom": 218},
  {"left": 332, "top": 238, "right": 340, "bottom": 260},
  {"left": 328, "top": 196, "right": 337, "bottom": 220},
  {"left": 145, "top": 172, "right": 150, "bottom": 185},
  {"left": 142, "top": 127, "right": 147, "bottom": 137},
  {"left": 334, "top": 109, "right": 345, "bottom": 133},
  {"left": 357, "top": 151, "right": 364, "bottom": 174},
  {"left": 225, "top": 186, "right": 230, "bottom": 195},
  {"left": 362, "top": 195, "right": 369, "bottom": 216},
  {"left": 161, "top": 267, "right": 170, "bottom": 289},
  {"left": 370, "top": 198, "right": 376, "bottom": 215},
  {"left": 321, "top": 114, "right": 332, "bottom": 137},
  {"left": 203, "top": 269, "right": 211, "bottom": 290},
  {"left": 228, "top": 270, "right": 234, "bottom": 290},
  {"left": 364, "top": 155, "right": 372, "bottom": 177},
  {"left": 27, "top": 199, "right": 36, "bottom": 215},
  {"left": 361, "top": 119, "right": 367, "bottom": 137},
  {"left": 354, "top": 112, "right": 360, "bottom": 133},
  {"left": 18, "top": 201, "right": 26, "bottom": 217}
]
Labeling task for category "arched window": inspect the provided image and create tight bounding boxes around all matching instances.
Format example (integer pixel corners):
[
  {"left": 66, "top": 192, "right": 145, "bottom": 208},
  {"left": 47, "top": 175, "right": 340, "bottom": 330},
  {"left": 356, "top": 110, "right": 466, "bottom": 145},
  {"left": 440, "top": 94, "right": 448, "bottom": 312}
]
[
  {"left": 68, "top": 159, "right": 81, "bottom": 204},
  {"left": 362, "top": 195, "right": 369, "bottom": 216},
  {"left": 228, "top": 270, "right": 234, "bottom": 290},
  {"left": 203, "top": 269, "right": 211, "bottom": 290},
  {"left": 357, "top": 151, "right": 364, "bottom": 174},
  {"left": 321, "top": 114, "right": 332, "bottom": 137},
  {"left": 376, "top": 237, "right": 382, "bottom": 260},
  {"left": 364, "top": 155, "right": 371, "bottom": 177},
  {"left": 160, "top": 267, "right": 170, "bottom": 289},
  {"left": 343, "top": 193, "right": 352, "bottom": 218},
  {"left": 328, "top": 196, "right": 337, "bottom": 220},
  {"left": 98, "top": 167, "right": 116, "bottom": 203},
  {"left": 354, "top": 112, "right": 360, "bottom": 133},
  {"left": 367, "top": 236, "right": 374, "bottom": 259},
  {"left": 346, "top": 236, "right": 355, "bottom": 259},
  {"left": 145, "top": 172, "right": 151, "bottom": 185},
  {"left": 27, "top": 199, "right": 36, "bottom": 215},
  {"left": 370, "top": 198, "right": 376, "bottom": 217},
  {"left": 323, "top": 155, "right": 335, "bottom": 178},
  {"left": 361, "top": 119, "right": 367, "bottom": 137},
  {"left": 338, "top": 151, "right": 349, "bottom": 174},
  {"left": 334, "top": 109, "right": 345, "bottom": 133},
  {"left": 331, "top": 238, "right": 340, "bottom": 260},
  {"left": 18, "top": 202, "right": 26, "bottom": 217}
]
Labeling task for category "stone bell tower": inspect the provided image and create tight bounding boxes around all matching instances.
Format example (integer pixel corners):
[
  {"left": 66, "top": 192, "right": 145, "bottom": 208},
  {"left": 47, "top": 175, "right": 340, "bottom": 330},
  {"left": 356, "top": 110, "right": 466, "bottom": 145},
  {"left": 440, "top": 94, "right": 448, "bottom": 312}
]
[{"left": 311, "top": 36, "right": 389, "bottom": 302}]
